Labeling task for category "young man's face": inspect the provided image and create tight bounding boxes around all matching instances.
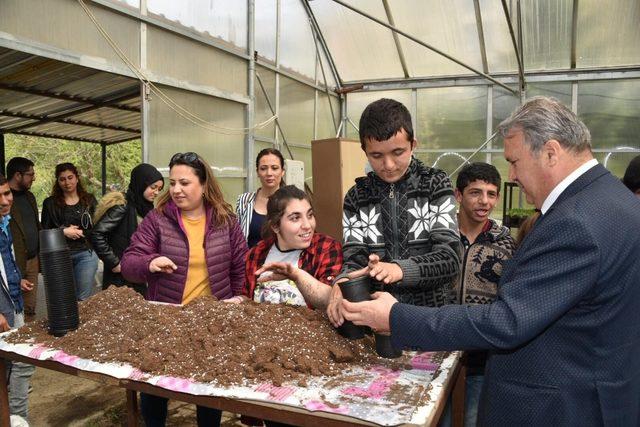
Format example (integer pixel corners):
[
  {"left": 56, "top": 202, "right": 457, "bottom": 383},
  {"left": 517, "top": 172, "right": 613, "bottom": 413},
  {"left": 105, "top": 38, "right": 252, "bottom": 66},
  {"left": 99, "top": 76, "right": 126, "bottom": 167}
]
[
  {"left": 0, "top": 183, "right": 13, "bottom": 217},
  {"left": 363, "top": 128, "right": 416, "bottom": 184},
  {"left": 455, "top": 180, "right": 499, "bottom": 225}
]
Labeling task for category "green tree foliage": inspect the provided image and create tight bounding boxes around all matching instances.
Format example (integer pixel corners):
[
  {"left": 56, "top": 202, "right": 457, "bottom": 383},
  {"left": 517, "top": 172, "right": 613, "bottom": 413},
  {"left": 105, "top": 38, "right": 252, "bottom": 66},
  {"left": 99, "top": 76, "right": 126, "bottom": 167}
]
[{"left": 4, "top": 134, "right": 142, "bottom": 206}]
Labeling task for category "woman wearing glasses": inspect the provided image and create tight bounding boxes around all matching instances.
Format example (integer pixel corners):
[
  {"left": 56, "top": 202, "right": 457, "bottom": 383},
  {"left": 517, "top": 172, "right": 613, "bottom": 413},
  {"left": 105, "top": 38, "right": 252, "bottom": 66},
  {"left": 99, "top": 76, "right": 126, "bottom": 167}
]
[
  {"left": 41, "top": 162, "right": 98, "bottom": 301},
  {"left": 91, "top": 163, "right": 164, "bottom": 295},
  {"left": 235, "top": 148, "right": 285, "bottom": 248},
  {"left": 121, "top": 152, "right": 247, "bottom": 427}
]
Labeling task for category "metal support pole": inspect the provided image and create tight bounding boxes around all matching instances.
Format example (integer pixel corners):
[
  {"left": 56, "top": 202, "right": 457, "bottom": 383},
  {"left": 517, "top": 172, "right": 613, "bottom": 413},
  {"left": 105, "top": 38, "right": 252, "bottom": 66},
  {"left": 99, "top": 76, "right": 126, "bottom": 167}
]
[
  {"left": 516, "top": 0, "right": 525, "bottom": 94},
  {"left": 309, "top": 21, "right": 339, "bottom": 133},
  {"left": 473, "top": 0, "right": 489, "bottom": 74},
  {"left": 300, "top": 0, "right": 343, "bottom": 88},
  {"left": 340, "top": 95, "right": 348, "bottom": 138},
  {"left": 411, "top": 89, "right": 418, "bottom": 138},
  {"left": 256, "top": 73, "right": 294, "bottom": 160},
  {"left": 501, "top": 0, "right": 525, "bottom": 94},
  {"left": 140, "top": 0, "right": 149, "bottom": 163},
  {"left": 382, "top": 0, "right": 409, "bottom": 78},
  {"left": 274, "top": 0, "right": 281, "bottom": 150},
  {"left": 101, "top": 143, "right": 107, "bottom": 195},
  {"left": 486, "top": 86, "right": 493, "bottom": 164},
  {"left": 0, "top": 134, "right": 5, "bottom": 177},
  {"left": 571, "top": 0, "right": 579, "bottom": 69},
  {"left": 245, "top": 0, "right": 256, "bottom": 191}
]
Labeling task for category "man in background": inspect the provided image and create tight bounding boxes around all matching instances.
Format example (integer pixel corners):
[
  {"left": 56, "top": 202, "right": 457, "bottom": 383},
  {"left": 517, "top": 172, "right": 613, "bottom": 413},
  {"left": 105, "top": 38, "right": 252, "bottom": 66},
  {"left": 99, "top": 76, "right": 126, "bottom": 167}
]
[{"left": 7, "top": 157, "right": 41, "bottom": 322}]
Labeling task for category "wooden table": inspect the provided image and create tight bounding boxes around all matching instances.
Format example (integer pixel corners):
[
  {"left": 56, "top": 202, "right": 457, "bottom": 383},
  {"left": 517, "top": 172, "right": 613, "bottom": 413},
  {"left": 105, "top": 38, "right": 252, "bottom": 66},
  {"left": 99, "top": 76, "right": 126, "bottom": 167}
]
[{"left": 0, "top": 348, "right": 464, "bottom": 427}]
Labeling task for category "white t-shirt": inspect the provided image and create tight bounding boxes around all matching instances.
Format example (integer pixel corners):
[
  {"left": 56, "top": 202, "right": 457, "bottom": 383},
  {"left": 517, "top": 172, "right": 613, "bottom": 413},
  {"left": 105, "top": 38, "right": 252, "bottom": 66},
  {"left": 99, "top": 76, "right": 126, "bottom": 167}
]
[{"left": 254, "top": 244, "right": 306, "bottom": 306}]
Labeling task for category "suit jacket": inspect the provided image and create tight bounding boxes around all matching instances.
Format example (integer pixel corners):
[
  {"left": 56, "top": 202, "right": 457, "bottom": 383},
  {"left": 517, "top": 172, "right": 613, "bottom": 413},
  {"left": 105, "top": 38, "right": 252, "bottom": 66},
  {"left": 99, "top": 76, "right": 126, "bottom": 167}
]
[
  {"left": 8, "top": 189, "right": 41, "bottom": 275},
  {"left": 390, "top": 164, "right": 640, "bottom": 426}
]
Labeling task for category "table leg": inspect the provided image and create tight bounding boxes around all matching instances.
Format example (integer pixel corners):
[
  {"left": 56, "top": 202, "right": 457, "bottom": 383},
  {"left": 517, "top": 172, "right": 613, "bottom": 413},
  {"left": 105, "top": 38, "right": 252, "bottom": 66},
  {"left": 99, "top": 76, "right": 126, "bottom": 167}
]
[
  {"left": 0, "top": 360, "right": 10, "bottom": 427},
  {"left": 451, "top": 362, "right": 466, "bottom": 427},
  {"left": 126, "top": 389, "right": 139, "bottom": 427}
]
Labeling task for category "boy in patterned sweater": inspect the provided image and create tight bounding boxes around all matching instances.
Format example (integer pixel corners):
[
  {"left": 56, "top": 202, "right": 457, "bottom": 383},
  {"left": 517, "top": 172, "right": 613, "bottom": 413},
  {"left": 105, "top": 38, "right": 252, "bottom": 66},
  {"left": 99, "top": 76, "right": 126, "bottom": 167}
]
[
  {"left": 328, "top": 98, "right": 462, "bottom": 327},
  {"left": 453, "top": 162, "right": 515, "bottom": 427}
]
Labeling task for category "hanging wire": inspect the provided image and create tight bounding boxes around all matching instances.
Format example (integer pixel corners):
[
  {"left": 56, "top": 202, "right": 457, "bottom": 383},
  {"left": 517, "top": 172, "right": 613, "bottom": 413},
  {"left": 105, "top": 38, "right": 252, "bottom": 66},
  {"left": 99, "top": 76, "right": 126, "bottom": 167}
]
[
  {"left": 448, "top": 132, "right": 499, "bottom": 175},
  {"left": 77, "top": 0, "right": 277, "bottom": 135}
]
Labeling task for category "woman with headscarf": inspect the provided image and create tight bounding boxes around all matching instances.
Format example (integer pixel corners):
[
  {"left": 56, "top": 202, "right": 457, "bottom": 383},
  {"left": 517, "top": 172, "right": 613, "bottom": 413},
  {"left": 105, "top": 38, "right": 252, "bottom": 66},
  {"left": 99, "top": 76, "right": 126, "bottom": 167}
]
[{"left": 91, "top": 163, "right": 164, "bottom": 295}]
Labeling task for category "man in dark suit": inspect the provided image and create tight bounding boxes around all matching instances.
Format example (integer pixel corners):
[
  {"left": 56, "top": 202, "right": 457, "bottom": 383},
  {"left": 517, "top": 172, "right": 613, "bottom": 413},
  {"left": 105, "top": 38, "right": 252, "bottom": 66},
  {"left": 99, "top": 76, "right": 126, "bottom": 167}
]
[{"left": 342, "top": 96, "right": 640, "bottom": 426}]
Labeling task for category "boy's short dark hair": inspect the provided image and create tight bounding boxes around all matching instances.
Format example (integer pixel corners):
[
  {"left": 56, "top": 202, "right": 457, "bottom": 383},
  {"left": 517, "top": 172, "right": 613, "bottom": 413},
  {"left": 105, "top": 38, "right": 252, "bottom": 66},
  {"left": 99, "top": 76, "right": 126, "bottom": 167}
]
[
  {"left": 359, "top": 98, "right": 414, "bottom": 150},
  {"left": 622, "top": 155, "right": 640, "bottom": 193},
  {"left": 6, "top": 157, "right": 34, "bottom": 180},
  {"left": 456, "top": 162, "right": 502, "bottom": 193}
]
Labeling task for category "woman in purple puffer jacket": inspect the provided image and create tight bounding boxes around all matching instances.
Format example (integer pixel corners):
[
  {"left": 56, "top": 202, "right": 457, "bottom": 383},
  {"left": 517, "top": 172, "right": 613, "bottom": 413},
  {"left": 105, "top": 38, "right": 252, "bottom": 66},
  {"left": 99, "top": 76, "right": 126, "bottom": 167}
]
[{"left": 121, "top": 151, "right": 247, "bottom": 427}]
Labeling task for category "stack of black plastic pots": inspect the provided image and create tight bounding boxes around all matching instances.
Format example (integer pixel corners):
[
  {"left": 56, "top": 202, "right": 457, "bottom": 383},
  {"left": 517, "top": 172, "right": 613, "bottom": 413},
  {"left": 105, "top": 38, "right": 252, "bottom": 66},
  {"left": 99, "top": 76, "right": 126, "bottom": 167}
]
[{"left": 39, "top": 229, "right": 79, "bottom": 336}]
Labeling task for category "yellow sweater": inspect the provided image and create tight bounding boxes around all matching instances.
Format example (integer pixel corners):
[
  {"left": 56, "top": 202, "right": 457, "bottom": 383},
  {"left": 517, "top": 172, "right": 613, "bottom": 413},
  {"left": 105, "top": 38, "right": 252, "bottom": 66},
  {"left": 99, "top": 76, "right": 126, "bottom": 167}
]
[{"left": 181, "top": 214, "right": 211, "bottom": 305}]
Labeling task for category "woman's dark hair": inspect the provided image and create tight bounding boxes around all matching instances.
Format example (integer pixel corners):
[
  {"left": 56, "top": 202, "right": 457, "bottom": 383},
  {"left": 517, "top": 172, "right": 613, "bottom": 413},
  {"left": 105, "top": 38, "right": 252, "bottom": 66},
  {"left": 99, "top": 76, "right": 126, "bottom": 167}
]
[
  {"left": 516, "top": 211, "right": 541, "bottom": 247},
  {"left": 156, "top": 152, "right": 234, "bottom": 226},
  {"left": 262, "top": 185, "right": 313, "bottom": 240},
  {"left": 52, "top": 163, "right": 94, "bottom": 208},
  {"left": 256, "top": 148, "right": 285, "bottom": 170},
  {"left": 622, "top": 154, "right": 640, "bottom": 193}
]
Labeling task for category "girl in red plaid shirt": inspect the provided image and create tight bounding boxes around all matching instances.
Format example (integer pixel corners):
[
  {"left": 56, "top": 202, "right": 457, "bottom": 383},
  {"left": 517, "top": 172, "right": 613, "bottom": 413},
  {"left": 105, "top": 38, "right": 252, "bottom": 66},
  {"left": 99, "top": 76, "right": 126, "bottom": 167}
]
[{"left": 234, "top": 185, "right": 342, "bottom": 309}]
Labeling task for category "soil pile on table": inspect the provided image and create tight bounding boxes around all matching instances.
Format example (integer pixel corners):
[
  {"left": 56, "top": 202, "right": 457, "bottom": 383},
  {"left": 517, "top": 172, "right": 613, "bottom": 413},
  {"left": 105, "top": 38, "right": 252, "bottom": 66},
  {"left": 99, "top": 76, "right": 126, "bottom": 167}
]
[{"left": 8, "top": 286, "right": 382, "bottom": 386}]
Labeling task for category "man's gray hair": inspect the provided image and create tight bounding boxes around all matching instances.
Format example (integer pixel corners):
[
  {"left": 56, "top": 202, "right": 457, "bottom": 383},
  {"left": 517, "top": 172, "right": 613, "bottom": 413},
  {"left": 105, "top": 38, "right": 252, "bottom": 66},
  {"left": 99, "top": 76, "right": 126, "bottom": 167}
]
[{"left": 497, "top": 96, "right": 591, "bottom": 154}]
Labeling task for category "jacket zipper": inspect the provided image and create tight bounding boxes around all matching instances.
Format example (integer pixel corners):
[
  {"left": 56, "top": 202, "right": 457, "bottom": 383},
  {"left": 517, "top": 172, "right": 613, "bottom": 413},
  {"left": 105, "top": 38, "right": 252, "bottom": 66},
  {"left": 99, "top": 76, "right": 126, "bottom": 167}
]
[{"left": 390, "top": 183, "right": 398, "bottom": 259}]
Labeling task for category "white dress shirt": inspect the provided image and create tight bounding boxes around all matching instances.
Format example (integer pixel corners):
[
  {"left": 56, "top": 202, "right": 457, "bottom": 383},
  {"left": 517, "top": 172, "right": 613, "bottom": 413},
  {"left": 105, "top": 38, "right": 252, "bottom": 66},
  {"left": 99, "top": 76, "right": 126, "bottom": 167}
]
[{"left": 541, "top": 158, "right": 599, "bottom": 214}]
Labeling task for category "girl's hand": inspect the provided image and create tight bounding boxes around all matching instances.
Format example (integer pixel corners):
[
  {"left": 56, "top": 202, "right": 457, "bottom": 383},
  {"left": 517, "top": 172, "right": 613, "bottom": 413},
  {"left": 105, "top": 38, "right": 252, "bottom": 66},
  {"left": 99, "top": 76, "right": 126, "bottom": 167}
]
[{"left": 63, "top": 225, "right": 84, "bottom": 240}]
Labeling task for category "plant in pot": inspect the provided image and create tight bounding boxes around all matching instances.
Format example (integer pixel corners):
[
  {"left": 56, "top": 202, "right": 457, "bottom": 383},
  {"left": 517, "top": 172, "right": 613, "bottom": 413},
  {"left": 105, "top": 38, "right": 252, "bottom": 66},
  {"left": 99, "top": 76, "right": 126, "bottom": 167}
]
[{"left": 503, "top": 208, "right": 536, "bottom": 228}]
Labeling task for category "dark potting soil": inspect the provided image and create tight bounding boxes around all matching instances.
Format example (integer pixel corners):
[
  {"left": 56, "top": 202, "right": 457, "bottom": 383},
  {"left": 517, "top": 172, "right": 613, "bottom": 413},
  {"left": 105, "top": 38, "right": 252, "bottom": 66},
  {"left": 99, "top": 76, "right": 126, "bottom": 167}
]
[{"left": 8, "top": 286, "right": 385, "bottom": 387}]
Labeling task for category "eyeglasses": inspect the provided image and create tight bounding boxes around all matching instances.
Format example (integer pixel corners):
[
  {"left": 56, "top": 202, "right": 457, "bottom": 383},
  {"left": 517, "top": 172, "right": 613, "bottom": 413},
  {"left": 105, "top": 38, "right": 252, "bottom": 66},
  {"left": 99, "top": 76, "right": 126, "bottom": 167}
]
[
  {"left": 21, "top": 171, "right": 35, "bottom": 177},
  {"left": 169, "top": 152, "right": 199, "bottom": 168}
]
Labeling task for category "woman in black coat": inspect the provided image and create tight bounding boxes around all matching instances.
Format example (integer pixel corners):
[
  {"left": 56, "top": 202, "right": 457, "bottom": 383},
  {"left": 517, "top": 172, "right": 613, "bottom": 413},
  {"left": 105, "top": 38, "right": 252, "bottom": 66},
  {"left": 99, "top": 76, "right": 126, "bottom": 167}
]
[
  {"left": 91, "top": 163, "right": 163, "bottom": 295},
  {"left": 42, "top": 163, "right": 98, "bottom": 301}
]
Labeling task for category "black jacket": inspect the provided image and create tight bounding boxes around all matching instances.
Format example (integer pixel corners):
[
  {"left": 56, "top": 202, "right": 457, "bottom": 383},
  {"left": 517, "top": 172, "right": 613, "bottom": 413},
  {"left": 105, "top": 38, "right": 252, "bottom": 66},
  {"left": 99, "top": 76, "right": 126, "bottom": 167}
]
[
  {"left": 91, "top": 192, "right": 144, "bottom": 294},
  {"left": 9, "top": 189, "right": 41, "bottom": 276},
  {"left": 41, "top": 194, "right": 97, "bottom": 253}
]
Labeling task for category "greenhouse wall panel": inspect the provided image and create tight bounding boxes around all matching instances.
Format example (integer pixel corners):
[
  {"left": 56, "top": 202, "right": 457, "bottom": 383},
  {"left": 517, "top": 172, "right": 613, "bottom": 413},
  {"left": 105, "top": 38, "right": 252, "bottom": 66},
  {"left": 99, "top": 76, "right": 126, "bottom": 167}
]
[{"left": 146, "top": 26, "right": 247, "bottom": 97}]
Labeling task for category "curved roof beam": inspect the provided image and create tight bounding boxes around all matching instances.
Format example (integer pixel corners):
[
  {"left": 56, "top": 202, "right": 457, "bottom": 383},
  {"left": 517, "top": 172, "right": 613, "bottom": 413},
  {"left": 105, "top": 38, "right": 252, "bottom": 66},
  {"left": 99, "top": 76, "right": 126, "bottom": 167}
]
[
  {"left": 501, "top": 0, "right": 525, "bottom": 92},
  {"left": 473, "top": 0, "right": 489, "bottom": 74},
  {"left": 330, "top": 0, "right": 517, "bottom": 94},
  {"left": 381, "top": 0, "right": 409, "bottom": 78},
  {"left": 301, "top": 0, "right": 343, "bottom": 88}
]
